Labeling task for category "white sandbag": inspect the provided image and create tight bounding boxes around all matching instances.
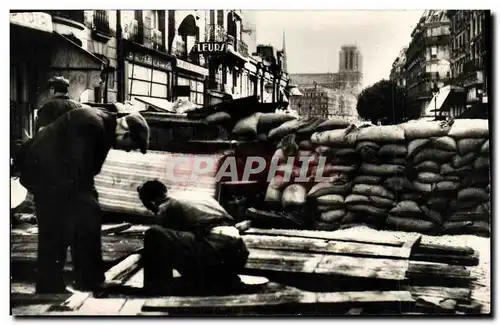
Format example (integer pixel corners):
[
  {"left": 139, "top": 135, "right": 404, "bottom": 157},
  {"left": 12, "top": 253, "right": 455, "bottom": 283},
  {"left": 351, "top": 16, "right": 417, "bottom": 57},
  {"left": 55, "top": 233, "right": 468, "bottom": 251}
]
[
  {"left": 359, "top": 163, "right": 405, "bottom": 176},
  {"left": 401, "top": 120, "right": 452, "bottom": 140},
  {"left": 384, "top": 177, "right": 414, "bottom": 192},
  {"left": 317, "top": 194, "right": 344, "bottom": 206},
  {"left": 451, "top": 152, "right": 477, "bottom": 169},
  {"left": 205, "top": 111, "right": 231, "bottom": 123},
  {"left": 457, "top": 138, "right": 487, "bottom": 156},
  {"left": 232, "top": 112, "right": 262, "bottom": 135},
  {"left": 352, "top": 184, "right": 395, "bottom": 200},
  {"left": 474, "top": 156, "right": 490, "bottom": 170},
  {"left": 432, "top": 136, "right": 457, "bottom": 152},
  {"left": 258, "top": 112, "right": 296, "bottom": 127},
  {"left": 282, "top": 184, "right": 307, "bottom": 208},
  {"left": 390, "top": 201, "right": 423, "bottom": 218},
  {"left": 356, "top": 125, "right": 405, "bottom": 143},
  {"left": 308, "top": 182, "right": 351, "bottom": 198},
  {"left": 268, "top": 118, "right": 304, "bottom": 139},
  {"left": 352, "top": 175, "right": 382, "bottom": 185},
  {"left": 448, "top": 119, "right": 489, "bottom": 139},
  {"left": 413, "top": 148, "right": 455, "bottom": 165},
  {"left": 311, "top": 125, "right": 357, "bottom": 146},
  {"left": 378, "top": 144, "right": 407, "bottom": 158},
  {"left": 316, "top": 118, "right": 351, "bottom": 132},
  {"left": 386, "top": 216, "right": 436, "bottom": 233},
  {"left": 407, "top": 138, "right": 431, "bottom": 157},
  {"left": 457, "top": 188, "right": 490, "bottom": 203},
  {"left": 412, "top": 181, "right": 433, "bottom": 193},
  {"left": 415, "top": 161, "right": 440, "bottom": 173},
  {"left": 417, "top": 172, "right": 444, "bottom": 184},
  {"left": 345, "top": 194, "right": 370, "bottom": 205},
  {"left": 319, "top": 209, "right": 347, "bottom": 222}
]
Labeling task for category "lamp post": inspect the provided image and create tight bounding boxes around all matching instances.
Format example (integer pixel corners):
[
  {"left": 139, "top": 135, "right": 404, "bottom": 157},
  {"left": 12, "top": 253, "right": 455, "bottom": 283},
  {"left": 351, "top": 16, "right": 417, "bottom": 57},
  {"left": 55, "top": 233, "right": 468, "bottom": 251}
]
[{"left": 431, "top": 81, "right": 439, "bottom": 120}]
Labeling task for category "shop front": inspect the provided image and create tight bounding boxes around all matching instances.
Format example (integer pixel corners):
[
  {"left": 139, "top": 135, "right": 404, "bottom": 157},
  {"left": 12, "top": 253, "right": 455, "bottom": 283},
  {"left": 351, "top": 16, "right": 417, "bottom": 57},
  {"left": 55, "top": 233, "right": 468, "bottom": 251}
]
[
  {"left": 10, "top": 12, "right": 105, "bottom": 141},
  {"left": 174, "top": 58, "right": 209, "bottom": 106},
  {"left": 122, "top": 39, "right": 175, "bottom": 111}
]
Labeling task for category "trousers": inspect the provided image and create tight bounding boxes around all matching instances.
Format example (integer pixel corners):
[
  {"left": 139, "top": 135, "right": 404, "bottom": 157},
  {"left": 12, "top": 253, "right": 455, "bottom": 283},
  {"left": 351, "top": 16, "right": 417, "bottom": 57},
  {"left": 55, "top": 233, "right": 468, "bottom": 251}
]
[
  {"left": 33, "top": 188, "right": 105, "bottom": 293},
  {"left": 143, "top": 225, "right": 249, "bottom": 295}
]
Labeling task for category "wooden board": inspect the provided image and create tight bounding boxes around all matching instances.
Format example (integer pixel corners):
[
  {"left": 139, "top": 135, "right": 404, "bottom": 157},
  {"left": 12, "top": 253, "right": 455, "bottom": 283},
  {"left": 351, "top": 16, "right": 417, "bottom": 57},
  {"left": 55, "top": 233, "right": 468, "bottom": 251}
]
[
  {"left": 407, "top": 286, "right": 471, "bottom": 301},
  {"left": 78, "top": 298, "right": 127, "bottom": 315},
  {"left": 142, "top": 290, "right": 414, "bottom": 313},
  {"left": 120, "top": 299, "right": 147, "bottom": 315},
  {"left": 242, "top": 234, "right": 412, "bottom": 259}
]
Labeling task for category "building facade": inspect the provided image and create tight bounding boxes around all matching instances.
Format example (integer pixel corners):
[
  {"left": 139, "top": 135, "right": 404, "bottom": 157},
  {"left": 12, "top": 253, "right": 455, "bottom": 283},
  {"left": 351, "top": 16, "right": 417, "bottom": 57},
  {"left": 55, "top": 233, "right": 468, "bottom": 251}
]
[
  {"left": 446, "top": 10, "right": 490, "bottom": 118},
  {"left": 10, "top": 10, "right": 290, "bottom": 141},
  {"left": 289, "top": 84, "right": 358, "bottom": 120},
  {"left": 389, "top": 47, "right": 407, "bottom": 89}
]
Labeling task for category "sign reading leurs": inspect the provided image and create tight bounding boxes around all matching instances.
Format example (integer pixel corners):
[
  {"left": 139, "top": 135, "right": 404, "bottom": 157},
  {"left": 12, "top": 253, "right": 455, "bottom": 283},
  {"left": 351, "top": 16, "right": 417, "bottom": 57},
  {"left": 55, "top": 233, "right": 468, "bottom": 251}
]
[{"left": 193, "top": 42, "right": 227, "bottom": 54}]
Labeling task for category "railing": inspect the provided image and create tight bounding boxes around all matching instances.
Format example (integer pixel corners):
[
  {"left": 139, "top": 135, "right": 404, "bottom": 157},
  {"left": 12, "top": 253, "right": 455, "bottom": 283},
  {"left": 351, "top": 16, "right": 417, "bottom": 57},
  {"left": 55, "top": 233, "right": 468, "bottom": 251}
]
[
  {"left": 151, "top": 28, "right": 164, "bottom": 51},
  {"left": 237, "top": 39, "right": 249, "bottom": 57},
  {"left": 205, "top": 24, "right": 227, "bottom": 42},
  {"left": 93, "top": 10, "right": 110, "bottom": 35}
]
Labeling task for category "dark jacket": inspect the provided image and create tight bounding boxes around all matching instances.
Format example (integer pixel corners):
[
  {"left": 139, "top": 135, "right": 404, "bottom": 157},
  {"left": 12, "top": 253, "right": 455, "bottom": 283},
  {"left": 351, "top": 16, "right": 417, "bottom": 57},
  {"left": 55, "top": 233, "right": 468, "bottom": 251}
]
[
  {"left": 36, "top": 95, "right": 82, "bottom": 130},
  {"left": 157, "top": 196, "right": 235, "bottom": 234},
  {"left": 19, "top": 106, "right": 117, "bottom": 194}
]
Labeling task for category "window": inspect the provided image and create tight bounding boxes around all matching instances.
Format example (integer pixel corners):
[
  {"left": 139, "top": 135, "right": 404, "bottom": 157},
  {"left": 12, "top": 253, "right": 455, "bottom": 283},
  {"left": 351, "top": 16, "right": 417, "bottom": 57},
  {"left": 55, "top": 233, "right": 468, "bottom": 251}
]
[
  {"left": 93, "top": 10, "right": 110, "bottom": 34},
  {"left": 128, "top": 63, "right": 170, "bottom": 100},
  {"left": 217, "top": 10, "right": 224, "bottom": 27},
  {"left": 178, "top": 75, "right": 204, "bottom": 105},
  {"left": 431, "top": 46, "right": 437, "bottom": 58}
]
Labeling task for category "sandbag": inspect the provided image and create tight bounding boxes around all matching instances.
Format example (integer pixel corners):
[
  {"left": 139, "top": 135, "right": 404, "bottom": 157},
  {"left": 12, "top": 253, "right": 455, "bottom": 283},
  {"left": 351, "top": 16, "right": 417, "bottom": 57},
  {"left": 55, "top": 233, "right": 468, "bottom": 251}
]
[
  {"left": 412, "top": 181, "right": 433, "bottom": 193},
  {"left": 448, "top": 119, "right": 489, "bottom": 139},
  {"left": 264, "top": 184, "right": 282, "bottom": 203},
  {"left": 357, "top": 147, "right": 380, "bottom": 164},
  {"left": 359, "top": 163, "right": 405, "bottom": 176},
  {"left": 386, "top": 158, "right": 407, "bottom": 166},
  {"left": 355, "top": 141, "right": 380, "bottom": 152},
  {"left": 457, "top": 138, "right": 487, "bottom": 156},
  {"left": 329, "top": 165, "right": 357, "bottom": 174},
  {"left": 298, "top": 139, "right": 314, "bottom": 150},
  {"left": 296, "top": 117, "right": 327, "bottom": 135},
  {"left": 353, "top": 175, "right": 381, "bottom": 185},
  {"left": 369, "top": 196, "right": 396, "bottom": 209},
  {"left": 352, "top": 184, "right": 395, "bottom": 200},
  {"left": 415, "top": 161, "right": 440, "bottom": 173},
  {"left": 258, "top": 112, "right": 296, "bottom": 129},
  {"left": 356, "top": 125, "right": 405, "bottom": 143},
  {"left": 317, "top": 194, "right": 344, "bottom": 206},
  {"left": 317, "top": 205, "right": 336, "bottom": 212},
  {"left": 319, "top": 209, "right": 347, "bottom": 223},
  {"left": 341, "top": 211, "right": 361, "bottom": 224},
  {"left": 308, "top": 182, "right": 351, "bottom": 198},
  {"left": 315, "top": 118, "right": 351, "bottom": 132},
  {"left": 282, "top": 184, "right": 307, "bottom": 208},
  {"left": 205, "top": 111, "right": 231, "bottom": 123},
  {"left": 334, "top": 148, "right": 357, "bottom": 156},
  {"left": 448, "top": 199, "right": 480, "bottom": 212},
  {"left": 407, "top": 138, "right": 431, "bottom": 157},
  {"left": 417, "top": 172, "right": 444, "bottom": 184},
  {"left": 457, "top": 188, "right": 489, "bottom": 203},
  {"left": 441, "top": 163, "right": 473, "bottom": 177},
  {"left": 390, "top": 201, "right": 423, "bottom": 218},
  {"left": 232, "top": 112, "right": 262, "bottom": 135},
  {"left": 384, "top": 177, "right": 414, "bottom": 192},
  {"left": 434, "top": 181, "right": 460, "bottom": 192},
  {"left": 386, "top": 216, "right": 436, "bottom": 233},
  {"left": 348, "top": 204, "right": 387, "bottom": 218},
  {"left": 401, "top": 120, "right": 452, "bottom": 140},
  {"left": 268, "top": 118, "right": 305, "bottom": 139},
  {"left": 448, "top": 212, "right": 490, "bottom": 222},
  {"left": 345, "top": 194, "right": 370, "bottom": 205},
  {"left": 256, "top": 133, "right": 268, "bottom": 141},
  {"left": 313, "top": 220, "right": 341, "bottom": 231},
  {"left": 315, "top": 145, "right": 332, "bottom": 155},
  {"left": 378, "top": 144, "right": 407, "bottom": 158},
  {"left": 427, "top": 197, "right": 450, "bottom": 211},
  {"left": 421, "top": 205, "right": 443, "bottom": 224},
  {"left": 451, "top": 152, "right": 477, "bottom": 169},
  {"left": 474, "top": 156, "right": 490, "bottom": 170},
  {"left": 477, "top": 201, "right": 491, "bottom": 214},
  {"left": 481, "top": 140, "right": 489, "bottom": 154},
  {"left": 311, "top": 125, "right": 357, "bottom": 146},
  {"left": 432, "top": 136, "right": 457, "bottom": 152},
  {"left": 413, "top": 148, "right": 455, "bottom": 165},
  {"left": 441, "top": 221, "right": 490, "bottom": 237},
  {"left": 401, "top": 192, "right": 422, "bottom": 202}
]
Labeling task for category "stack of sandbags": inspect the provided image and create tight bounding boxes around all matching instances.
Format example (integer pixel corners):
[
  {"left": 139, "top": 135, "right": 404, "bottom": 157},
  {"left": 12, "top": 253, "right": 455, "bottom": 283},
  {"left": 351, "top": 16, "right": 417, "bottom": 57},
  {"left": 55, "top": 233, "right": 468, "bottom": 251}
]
[
  {"left": 395, "top": 120, "right": 456, "bottom": 233},
  {"left": 442, "top": 119, "right": 490, "bottom": 236},
  {"left": 342, "top": 125, "right": 405, "bottom": 229},
  {"left": 232, "top": 112, "right": 297, "bottom": 141},
  {"left": 308, "top": 124, "right": 360, "bottom": 230}
]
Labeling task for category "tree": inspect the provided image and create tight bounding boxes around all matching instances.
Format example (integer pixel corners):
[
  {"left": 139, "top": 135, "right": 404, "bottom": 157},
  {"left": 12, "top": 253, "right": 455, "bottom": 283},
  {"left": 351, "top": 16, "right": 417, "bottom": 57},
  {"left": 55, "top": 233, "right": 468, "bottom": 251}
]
[{"left": 356, "top": 79, "right": 408, "bottom": 125}]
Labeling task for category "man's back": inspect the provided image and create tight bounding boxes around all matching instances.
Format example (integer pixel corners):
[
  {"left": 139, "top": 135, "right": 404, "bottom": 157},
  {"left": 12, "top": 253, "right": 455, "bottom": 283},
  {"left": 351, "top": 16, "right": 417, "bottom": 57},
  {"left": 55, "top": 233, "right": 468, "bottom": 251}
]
[{"left": 36, "top": 95, "right": 82, "bottom": 130}]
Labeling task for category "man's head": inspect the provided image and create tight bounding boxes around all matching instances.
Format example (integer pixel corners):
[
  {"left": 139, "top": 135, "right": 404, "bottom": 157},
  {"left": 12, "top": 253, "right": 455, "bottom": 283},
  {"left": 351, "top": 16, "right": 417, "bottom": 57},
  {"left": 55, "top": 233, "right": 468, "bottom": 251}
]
[
  {"left": 137, "top": 179, "right": 168, "bottom": 214},
  {"left": 115, "top": 113, "right": 150, "bottom": 154},
  {"left": 48, "top": 76, "right": 70, "bottom": 95}
]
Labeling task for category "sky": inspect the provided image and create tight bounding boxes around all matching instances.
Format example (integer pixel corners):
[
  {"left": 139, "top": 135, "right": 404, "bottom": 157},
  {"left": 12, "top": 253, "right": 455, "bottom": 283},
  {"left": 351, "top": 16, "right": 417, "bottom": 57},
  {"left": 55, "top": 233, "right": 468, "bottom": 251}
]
[{"left": 255, "top": 10, "right": 425, "bottom": 88}]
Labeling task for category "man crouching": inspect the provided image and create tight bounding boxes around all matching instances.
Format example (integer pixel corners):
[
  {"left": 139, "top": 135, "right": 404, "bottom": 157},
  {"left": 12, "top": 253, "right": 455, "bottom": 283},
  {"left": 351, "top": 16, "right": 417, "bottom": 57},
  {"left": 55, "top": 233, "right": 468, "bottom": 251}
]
[{"left": 137, "top": 180, "right": 249, "bottom": 295}]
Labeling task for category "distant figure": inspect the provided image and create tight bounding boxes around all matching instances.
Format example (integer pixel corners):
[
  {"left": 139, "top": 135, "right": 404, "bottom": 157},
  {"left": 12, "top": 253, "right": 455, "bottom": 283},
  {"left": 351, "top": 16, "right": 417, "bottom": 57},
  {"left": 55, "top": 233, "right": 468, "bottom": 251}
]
[{"left": 36, "top": 76, "right": 83, "bottom": 131}]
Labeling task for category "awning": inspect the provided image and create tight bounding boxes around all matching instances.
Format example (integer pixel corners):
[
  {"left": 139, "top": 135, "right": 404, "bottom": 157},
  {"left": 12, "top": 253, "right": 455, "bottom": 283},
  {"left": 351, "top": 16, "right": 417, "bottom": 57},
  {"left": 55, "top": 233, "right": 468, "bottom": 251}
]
[
  {"left": 50, "top": 32, "right": 105, "bottom": 70},
  {"left": 134, "top": 97, "right": 175, "bottom": 113},
  {"left": 425, "top": 85, "right": 465, "bottom": 115}
]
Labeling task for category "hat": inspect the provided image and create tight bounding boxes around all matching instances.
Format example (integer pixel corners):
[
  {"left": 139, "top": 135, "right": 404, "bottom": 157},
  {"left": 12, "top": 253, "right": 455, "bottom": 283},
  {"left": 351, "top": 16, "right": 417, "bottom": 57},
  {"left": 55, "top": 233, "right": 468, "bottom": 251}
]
[
  {"left": 48, "top": 76, "right": 70, "bottom": 87},
  {"left": 125, "top": 113, "right": 150, "bottom": 154}
]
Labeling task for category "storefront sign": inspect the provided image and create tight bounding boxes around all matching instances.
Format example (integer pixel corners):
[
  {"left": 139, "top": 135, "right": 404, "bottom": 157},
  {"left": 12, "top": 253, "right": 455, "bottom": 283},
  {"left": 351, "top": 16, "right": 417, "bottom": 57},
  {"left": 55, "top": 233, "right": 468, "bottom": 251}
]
[
  {"left": 10, "top": 12, "right": 53, "bottom": 33},
  {"left": 127, "top": 51, "right": 172, "bottom": 70},
  {"left": 176, "top": 59, "right": 209, "bottom": 77},
  {"left": 193, "top": 42, "right": 227, "bottom": 54}
]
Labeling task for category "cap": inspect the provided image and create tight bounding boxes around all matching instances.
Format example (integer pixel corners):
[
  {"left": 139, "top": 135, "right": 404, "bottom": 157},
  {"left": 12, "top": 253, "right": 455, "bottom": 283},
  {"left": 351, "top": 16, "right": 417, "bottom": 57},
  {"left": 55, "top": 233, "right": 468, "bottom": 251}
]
[
  {"left": 48, "top": 76, "right": 70, "bottom": 87},
  {"left": 125, "top": 113, "right": 150, "bottom": 154}
]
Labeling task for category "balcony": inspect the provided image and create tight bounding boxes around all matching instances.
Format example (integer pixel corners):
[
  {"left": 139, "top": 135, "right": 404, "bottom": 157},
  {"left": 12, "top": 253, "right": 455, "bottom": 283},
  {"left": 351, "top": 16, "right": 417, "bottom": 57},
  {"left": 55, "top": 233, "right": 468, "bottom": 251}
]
[
  {"left": 205, "top": 24, "right": 249, "bottom": 58},
  {"left": 151, "top": 28, "right": 164, "bottom": 52},
  {"left": 123, "top": 19, "right": 143, "bottom": 44},
  {"left": 91, "top": 10, "right": 111, "bottom": 42},
  {"left": 464, "top": 58, "right": 484, "bottom": 75},
  {"left": 463, "top": 71, "right": 484, "bottom": 88},
  {"left": 425, "top": 34, "right": 451, "bottom": 46}
]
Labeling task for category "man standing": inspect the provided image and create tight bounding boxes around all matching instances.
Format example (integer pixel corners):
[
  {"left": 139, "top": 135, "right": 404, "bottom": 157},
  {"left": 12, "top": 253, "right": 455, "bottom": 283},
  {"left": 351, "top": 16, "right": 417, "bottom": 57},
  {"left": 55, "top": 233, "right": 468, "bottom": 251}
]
[
  {"left": 35, "top": 76, "right": 83, "bottom": 131},
  {"left": 19, "top": 106, "right": 150, "bottom": 293},
  {"left": 137, "top": 180, "right": 249, "bottom": 295}
]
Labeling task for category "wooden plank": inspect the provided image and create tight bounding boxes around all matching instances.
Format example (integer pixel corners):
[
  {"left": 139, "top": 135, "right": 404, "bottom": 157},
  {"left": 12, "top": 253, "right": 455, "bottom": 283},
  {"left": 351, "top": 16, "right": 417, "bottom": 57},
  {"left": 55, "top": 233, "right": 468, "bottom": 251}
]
[
  {"left": 77, "top": 298, "right": 127, "bottom": 315},
  {"left": 407, "top": 286, "right": 471, "bottom": 301},
  {"left": 120, "top": 299, "right": 146, "bottom": 315},
  {"left": 415, "top": 296, "right": 457, "bottom": 311},
  {"left": 410, "top": 252, "right": 479, "bottom": 266},
  {"left": 11, "top": 293, "right": 71, "bottom": 305},
  {"left": 315, "top": 255, "right": 410, "bottom": 280},
  {"left": 142, "top": 290, "right": 414, "bottom": 313},
  {"left": 406, "top": 262, "right": 471, "bottom": 279},
  {"left": 242, "top": 235, "right": 410, "bottom": 259},
  {"left": 247, "top": 249, "right": 322, "bottom": 273},
  {"left": 123, "top": 269, "right": 143, "bottom": 289},
  {"left": 11, "top": 304, "right": 51, "bottom": 316},
  {"left": 101, "top": 223, "right": 132, "bottom": 235}
]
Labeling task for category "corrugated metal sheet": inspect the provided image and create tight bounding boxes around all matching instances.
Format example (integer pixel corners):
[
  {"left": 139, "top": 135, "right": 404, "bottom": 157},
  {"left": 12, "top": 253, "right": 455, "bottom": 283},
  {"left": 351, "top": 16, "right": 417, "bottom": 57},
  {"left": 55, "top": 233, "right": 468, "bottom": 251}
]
[{"left": 94, "top": 149, "right": 223, "bottom": 216}]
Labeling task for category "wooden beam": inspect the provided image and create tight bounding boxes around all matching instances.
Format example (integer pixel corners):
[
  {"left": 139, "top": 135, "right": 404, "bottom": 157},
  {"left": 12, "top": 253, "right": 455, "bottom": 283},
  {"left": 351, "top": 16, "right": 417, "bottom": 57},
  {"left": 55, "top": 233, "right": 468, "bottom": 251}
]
[
  {"left": 77, "top": 298, "right": 127, "bottom": 315},
  {"left": 406, "top": 286, "right": 471, "bottom": 301},
  {"left": 101, "top": 223, "right": 132, "bottom": 235}
]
